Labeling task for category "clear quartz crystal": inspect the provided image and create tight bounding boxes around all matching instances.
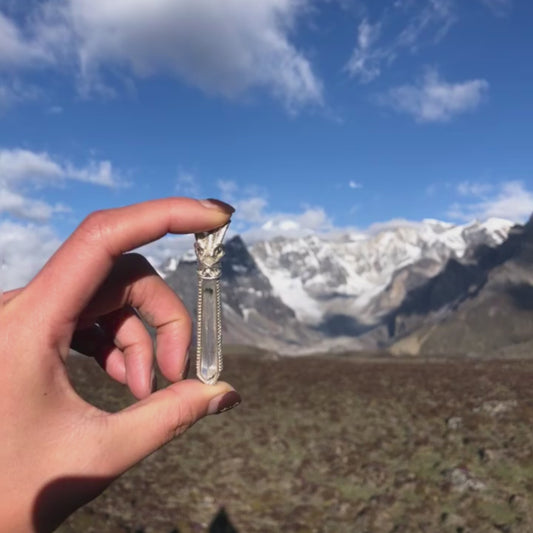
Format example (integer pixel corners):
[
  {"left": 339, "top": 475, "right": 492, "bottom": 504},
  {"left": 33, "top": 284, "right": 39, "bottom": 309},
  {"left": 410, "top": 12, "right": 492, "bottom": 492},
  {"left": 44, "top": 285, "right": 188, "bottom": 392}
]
[
  {"left": 197, "top": 278, "right": 222, "bottom": 385},
  {"left": 194, "top": 223, "right": 229, "bottom": 385}
]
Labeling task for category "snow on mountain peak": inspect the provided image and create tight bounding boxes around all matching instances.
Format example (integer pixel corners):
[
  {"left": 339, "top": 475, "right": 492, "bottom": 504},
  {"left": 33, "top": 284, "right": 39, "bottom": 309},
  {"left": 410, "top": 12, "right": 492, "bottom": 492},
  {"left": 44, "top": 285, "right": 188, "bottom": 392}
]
[
  {"left": 249, "top": 218, "right": 514, "bottom": 325},
  {"left": 478, "top": 217, "right": 515, "bottom": 241}
]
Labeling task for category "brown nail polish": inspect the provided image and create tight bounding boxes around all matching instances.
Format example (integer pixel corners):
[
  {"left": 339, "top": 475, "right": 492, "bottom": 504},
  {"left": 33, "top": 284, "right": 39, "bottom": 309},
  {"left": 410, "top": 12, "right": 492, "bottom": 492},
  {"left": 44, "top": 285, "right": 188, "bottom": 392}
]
[
  {"left": 208, "top": 390, "right": 242, "bottom": 415},
  {"left": 200, "top": 198, "right": 235, "bottom": 214}
]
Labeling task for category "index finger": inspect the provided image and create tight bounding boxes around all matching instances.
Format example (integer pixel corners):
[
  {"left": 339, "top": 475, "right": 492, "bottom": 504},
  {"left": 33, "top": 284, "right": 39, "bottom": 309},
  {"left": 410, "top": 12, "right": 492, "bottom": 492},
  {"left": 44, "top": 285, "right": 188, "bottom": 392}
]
[{"left": 26, "top": 198, "right": 233, "bottom": 331}]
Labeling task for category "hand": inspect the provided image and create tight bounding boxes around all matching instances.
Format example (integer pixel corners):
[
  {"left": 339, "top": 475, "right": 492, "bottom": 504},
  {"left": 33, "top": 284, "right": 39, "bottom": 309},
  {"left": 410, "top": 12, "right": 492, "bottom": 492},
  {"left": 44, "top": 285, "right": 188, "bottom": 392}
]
[{"left": 0, "top": 198, "right": 241, "bottom": 532}]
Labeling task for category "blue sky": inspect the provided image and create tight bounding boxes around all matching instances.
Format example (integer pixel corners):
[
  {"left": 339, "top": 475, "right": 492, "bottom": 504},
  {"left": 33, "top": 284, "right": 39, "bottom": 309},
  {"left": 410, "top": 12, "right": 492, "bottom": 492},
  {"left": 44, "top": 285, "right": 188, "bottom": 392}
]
[{"left": 1, "top": 0, "right": 533, "bottom": 288}]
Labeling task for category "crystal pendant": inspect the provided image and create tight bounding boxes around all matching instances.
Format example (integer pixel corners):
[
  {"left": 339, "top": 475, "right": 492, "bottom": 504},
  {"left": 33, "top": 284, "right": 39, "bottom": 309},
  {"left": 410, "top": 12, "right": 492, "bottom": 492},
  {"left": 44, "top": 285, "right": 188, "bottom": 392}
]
[{"left": 194, "top": 223, "right": 229, "bottom": 385}]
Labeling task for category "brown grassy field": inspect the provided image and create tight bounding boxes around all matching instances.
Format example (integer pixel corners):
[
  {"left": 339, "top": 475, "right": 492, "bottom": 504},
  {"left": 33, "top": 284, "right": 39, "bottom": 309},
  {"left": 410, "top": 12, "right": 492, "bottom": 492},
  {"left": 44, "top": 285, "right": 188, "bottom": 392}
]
[{"left": 59, "top": 350, "right": 533, "bottom": 532}]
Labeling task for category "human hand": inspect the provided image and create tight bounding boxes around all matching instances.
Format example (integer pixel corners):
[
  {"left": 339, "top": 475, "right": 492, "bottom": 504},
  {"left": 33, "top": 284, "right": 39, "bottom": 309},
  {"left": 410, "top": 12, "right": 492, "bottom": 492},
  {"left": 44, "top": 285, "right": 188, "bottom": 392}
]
[{"left": 0, "top": 198, "right": 240, "bottom": 532}]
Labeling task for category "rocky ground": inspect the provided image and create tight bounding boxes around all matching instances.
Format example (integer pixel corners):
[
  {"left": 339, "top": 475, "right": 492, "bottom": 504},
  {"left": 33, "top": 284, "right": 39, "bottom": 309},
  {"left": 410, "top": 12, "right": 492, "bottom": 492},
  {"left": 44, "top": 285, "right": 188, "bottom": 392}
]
[{"left": 58, "top": 349, "right": 533, "bottom": 532}]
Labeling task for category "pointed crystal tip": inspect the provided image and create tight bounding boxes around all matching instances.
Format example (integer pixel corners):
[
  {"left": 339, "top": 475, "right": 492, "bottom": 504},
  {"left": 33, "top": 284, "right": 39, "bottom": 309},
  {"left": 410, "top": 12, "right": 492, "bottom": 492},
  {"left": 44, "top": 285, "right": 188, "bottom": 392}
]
[{"left": 198, "top": 366, "right": 220, "bottom": 385}]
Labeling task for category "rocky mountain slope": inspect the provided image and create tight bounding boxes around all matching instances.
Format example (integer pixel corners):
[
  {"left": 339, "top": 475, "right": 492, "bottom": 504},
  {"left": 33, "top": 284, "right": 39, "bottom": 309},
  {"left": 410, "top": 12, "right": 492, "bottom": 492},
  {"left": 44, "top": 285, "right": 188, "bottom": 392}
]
[{"left": 387, "top": 217, "right": 533, "bottom": 356}]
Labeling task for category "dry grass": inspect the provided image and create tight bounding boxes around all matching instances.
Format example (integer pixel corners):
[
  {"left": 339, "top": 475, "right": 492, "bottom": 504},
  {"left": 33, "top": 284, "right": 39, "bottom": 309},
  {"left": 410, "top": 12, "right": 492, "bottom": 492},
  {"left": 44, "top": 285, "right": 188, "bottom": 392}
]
[{"left": 59, "top": 351, "right": 533, "bottom": 532}]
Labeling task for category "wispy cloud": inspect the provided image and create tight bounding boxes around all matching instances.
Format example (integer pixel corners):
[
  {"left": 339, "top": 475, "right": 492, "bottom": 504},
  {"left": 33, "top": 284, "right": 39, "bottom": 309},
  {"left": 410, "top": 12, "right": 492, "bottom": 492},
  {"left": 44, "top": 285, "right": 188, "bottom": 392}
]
[
  {"left": 448, "top": 181, "right": 533, "bottom": 222},
  {"left": 345, "top": 18, "right": 383, "bottom": 83},
  {"left": 345, "top": 0, "right": 455, "bottom": 83},
  {"left": 0, "top": 0, "right": 323, "bottom": 113},
  {"left": 349, "top": 180, "right": 363, "bottom": 189},
  {"left": 379, "top": 68, "right": 489, "bottom": 122},
  {"left": 345, "top": 0, "right": 507, "bottom": 85}
]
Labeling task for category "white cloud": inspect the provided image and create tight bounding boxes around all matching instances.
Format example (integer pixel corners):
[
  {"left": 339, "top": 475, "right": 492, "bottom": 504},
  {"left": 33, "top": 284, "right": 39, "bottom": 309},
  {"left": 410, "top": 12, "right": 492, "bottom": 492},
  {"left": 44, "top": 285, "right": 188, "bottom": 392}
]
[
  {"left": 0, "top": 220, "right": 61, "bottom": 290},
  {"left": 345, "top": 1, "right": 455, "bottom": 83},
  {"left": 243, "top": 205, "right": 334, "bottom": 241},
  {"left": 381, "top": 69, "right": 489, "bottom": 122},
  {"left": 0, "top": 148, "right": 62, "bottom": 184},
  {"left": 448, "top": 181, "right": 533, "bottom": 222},
  {"left": 295, "top": 206, "right": 332, "bottom": 231},
  {"left": 349, "top": 180, "right": 362, "bottom": 189},
  {"left": 0, "top": 0, "right": 322, "bottom": 112},
  {"left": 0, "top": 188, "right": 69, "bottom": 222},
  {"left": 249, "top": 207, "right": 334, "bottom": 242},
  {"left": 0, "top": 147, "right": 123, "bottom": 221},
  {"left": 235, "top": 197, "right": 269, "bottom": 225},
  {"left": 67, "top": 160, "right": 120, "bottom": 187},
  {"left": 0, "top": 148, "right": 122, "bottom": 187}
]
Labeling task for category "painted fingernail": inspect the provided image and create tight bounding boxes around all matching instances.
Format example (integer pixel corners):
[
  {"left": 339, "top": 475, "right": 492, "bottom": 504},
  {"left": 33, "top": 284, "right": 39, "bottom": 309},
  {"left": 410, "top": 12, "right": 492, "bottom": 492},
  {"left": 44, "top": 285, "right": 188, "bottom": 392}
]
[
  {"left": 199, "top": 198, "right": 235, "bottom": 214},
  {"left": 207, "top": 390, "right": 242, "bottom": 415}
]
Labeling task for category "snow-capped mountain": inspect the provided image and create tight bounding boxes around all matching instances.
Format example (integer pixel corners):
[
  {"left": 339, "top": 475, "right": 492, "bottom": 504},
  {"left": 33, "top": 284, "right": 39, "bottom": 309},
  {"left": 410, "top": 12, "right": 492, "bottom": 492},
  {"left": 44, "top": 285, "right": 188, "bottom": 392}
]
[{"left": 250, "top": 218, "right": 514, "bottom": 327}]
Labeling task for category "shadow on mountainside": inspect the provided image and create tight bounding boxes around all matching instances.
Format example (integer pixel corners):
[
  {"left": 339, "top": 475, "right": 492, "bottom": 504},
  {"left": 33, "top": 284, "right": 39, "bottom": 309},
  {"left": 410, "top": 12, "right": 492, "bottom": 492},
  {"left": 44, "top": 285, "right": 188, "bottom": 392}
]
[
  {"left": 384, "top": 218, "right": 533, "bottom": 339},
  {"left": 313, "top": 313, "right": 374, "bottom": 337},
  {"left": 507, "top": 283, "right": 533, "bottom": 311}
]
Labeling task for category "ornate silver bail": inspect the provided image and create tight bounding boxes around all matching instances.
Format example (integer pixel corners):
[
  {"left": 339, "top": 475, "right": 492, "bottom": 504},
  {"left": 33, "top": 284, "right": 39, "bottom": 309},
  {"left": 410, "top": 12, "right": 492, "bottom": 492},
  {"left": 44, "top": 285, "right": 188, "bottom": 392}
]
[{"left": 194, "top": 224, "right": 229, "bottom": 280}]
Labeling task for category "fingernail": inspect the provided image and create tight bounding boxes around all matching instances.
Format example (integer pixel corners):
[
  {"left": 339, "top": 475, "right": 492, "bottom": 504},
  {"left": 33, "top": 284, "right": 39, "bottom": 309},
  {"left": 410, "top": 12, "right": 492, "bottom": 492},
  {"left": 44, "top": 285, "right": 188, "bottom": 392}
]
[
  {"left": 199, "top": 198, "right": 235, "bottom": 214},
  {"left": 207, "top": 390, "right": 242, "bottom": 415}
]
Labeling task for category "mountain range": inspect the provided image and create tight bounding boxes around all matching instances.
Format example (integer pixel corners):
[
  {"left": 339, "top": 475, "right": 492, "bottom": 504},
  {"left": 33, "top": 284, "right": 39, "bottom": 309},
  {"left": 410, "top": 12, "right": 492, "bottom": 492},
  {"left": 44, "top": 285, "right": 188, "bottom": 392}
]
[{"left": 162, "top": 216, "right": 533, "bottom": 356}]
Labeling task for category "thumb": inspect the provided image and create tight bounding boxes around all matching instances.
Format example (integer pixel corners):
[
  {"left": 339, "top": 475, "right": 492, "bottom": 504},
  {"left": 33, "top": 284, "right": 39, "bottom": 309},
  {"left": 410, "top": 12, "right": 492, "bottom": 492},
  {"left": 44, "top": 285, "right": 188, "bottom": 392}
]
[{"left": 101, "top": 380, "right": 240, "bottom": 475}]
